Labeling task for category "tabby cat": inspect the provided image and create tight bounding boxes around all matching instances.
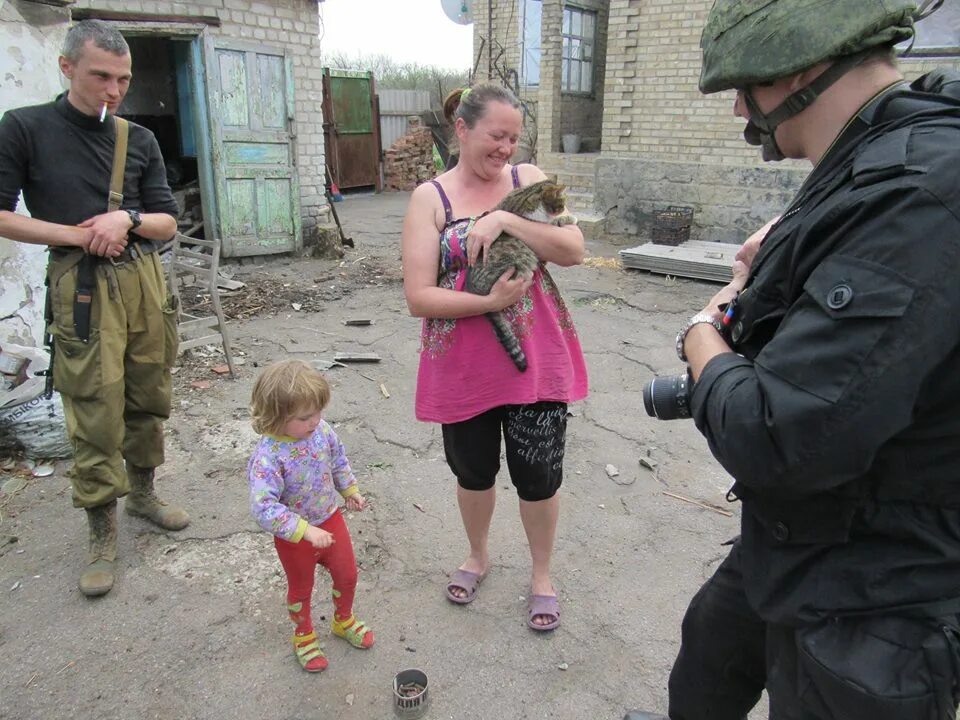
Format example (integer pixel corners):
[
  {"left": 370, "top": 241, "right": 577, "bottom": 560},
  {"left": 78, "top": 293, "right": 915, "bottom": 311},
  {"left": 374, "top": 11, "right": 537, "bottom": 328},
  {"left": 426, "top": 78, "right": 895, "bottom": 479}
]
[{"left": 465, "top": 179, "right": 577, "bottom": 372}]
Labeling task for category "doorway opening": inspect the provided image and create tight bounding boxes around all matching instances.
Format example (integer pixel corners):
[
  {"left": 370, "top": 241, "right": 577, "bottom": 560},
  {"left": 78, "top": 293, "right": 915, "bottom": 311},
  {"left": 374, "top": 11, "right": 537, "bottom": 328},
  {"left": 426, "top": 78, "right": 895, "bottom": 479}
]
[{"left": 122, "top": 35, "right": 207, "bottom": 238}]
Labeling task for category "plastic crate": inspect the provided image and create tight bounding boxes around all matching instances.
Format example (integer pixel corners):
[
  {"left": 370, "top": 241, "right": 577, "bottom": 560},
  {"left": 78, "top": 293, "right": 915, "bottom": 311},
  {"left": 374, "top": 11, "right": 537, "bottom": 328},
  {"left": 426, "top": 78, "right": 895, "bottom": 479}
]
[{"left": 652, "top": 205, "right": 694, "bottom": 246}]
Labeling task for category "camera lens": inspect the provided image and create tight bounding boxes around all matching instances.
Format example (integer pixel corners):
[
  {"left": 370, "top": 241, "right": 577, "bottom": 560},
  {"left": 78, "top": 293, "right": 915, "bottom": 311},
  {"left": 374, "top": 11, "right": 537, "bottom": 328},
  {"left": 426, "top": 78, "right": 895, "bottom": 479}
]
[{"left": 642, "top": 372, "right": 692, "bottom": 420}]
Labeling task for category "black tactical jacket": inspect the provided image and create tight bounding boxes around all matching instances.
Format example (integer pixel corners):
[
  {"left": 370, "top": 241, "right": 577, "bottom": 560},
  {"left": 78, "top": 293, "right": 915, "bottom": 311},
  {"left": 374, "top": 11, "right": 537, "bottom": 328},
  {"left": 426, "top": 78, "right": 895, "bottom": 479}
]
[{"left": 690, "top": 71, "right": 960, "bottom": 625}]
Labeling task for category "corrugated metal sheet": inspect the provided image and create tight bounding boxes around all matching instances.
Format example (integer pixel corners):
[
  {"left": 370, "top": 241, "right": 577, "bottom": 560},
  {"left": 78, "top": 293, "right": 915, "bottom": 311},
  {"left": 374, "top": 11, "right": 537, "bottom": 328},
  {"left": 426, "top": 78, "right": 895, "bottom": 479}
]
[
  {"left": 379, "top": 89, "right": 432, "bottom": 114},
  {"left": 379, "top": 89, "right": 433, "bottom": 151}
]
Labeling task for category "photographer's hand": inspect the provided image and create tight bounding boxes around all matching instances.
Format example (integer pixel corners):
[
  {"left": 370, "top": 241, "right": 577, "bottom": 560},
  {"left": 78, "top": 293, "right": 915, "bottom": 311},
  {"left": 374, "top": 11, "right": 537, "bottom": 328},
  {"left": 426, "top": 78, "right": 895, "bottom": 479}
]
[
  {"left": 736, "top": 215, "right": 779, "bottom": 270},
  {"left": 701, "top": 213, "right": 775, "bottom": 315},
  {"left": 682, "top": 217, "right": 779, "bottom": 381}
]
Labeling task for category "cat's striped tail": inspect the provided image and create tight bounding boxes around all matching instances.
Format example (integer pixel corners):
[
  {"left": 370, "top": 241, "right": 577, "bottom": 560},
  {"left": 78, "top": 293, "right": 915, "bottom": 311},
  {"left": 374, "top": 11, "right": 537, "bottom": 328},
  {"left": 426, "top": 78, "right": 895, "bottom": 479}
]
[{"left": 485, "top": 311, "right": 527, "bottom": 372}]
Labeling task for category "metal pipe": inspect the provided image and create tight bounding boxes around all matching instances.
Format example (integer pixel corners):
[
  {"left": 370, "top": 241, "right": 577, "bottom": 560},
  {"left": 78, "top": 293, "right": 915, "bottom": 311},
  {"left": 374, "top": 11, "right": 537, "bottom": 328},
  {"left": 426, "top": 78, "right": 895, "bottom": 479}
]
[{"left": 488, "top": 0, "right": 493, "bottom": 79}]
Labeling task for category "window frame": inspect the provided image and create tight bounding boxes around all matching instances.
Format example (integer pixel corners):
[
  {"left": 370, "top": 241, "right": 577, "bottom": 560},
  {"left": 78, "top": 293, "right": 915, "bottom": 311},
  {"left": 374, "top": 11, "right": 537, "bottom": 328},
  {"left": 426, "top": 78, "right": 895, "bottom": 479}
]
[
  {"left": 519, "top": 0, "right": 542, "bottom": 88},
  {"left": 561, "top": 4, "right": 597, "bottom": 96},
  {"left": 898, "top": 4, "right": 960, "bottom": 57}
]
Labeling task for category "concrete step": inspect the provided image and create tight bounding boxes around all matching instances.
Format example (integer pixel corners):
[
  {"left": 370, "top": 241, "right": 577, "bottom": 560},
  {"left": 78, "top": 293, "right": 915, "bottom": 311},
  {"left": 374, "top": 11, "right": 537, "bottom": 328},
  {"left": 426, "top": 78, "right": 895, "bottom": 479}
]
[
  {"left": 542, "top": 166, "right": 596, "bottom": 183},
  {"left": 553, "top": 171, "right": 595, "bottom": 187},
  {"left": 577, "top": 212, "right": 606, "bottom": 241},
  {"left": 565, "top": 190, "right": 597, "bottom": 212},
  {"left": 539, "top": 151, "right": 600, "bottom": 173}
]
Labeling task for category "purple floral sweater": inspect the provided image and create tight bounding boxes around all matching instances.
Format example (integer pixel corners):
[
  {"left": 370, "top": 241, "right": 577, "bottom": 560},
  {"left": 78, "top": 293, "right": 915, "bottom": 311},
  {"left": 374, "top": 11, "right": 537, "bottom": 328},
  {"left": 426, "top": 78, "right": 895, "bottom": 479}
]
[{"left": 248, "top": 419, "right": 359, "bottom": 543}]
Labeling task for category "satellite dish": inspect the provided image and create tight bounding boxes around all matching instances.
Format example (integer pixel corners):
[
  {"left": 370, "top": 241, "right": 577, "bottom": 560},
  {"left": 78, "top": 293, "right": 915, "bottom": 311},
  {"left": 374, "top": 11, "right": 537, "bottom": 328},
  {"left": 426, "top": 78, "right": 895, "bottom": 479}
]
[{"left": 441, "top": 0, "right": 473, "bottom": 25}]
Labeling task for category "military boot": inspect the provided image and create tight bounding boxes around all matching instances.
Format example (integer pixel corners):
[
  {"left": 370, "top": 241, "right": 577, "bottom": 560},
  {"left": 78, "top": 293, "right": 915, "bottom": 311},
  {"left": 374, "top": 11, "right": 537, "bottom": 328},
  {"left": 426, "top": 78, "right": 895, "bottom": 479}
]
[
  {"left": 79, "top": 500, "right": 118, "bottom": 597},
  {"left": 125, "top": 465, "right": 190, "bottom": 531}
]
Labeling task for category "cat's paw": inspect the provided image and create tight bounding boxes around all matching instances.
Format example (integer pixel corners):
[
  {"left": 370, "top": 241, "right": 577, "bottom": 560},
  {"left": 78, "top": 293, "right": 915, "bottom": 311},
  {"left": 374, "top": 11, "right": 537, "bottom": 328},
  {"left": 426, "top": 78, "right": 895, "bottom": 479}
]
[{"left": 551, "top": 214, "right": 578, "bottom": 227}]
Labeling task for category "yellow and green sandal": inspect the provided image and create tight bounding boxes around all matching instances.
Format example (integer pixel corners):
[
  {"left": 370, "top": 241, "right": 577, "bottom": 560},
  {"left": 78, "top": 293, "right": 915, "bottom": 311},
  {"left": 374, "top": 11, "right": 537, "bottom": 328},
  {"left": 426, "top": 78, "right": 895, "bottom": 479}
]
[
  {"left": 293, "top": 631, "right": 328, "bottom": 672},
  {"left": 331, "top": 615, "right": 375, "bottom": 649}
]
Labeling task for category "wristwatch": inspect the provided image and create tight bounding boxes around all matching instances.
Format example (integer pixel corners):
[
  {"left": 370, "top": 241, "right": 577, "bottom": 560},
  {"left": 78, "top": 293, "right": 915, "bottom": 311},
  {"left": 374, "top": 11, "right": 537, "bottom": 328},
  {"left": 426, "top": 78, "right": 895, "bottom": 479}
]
[
  {"left": 125, "top": 209, "right": 142, "bottom": 230},
  {"left": 676, "top": 312, "right": 725, "bottom": 362}
]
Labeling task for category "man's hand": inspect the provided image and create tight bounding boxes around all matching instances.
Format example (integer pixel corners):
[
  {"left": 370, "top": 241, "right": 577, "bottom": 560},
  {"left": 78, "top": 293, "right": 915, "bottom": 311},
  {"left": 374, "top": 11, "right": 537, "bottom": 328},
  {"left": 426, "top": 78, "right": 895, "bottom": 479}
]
[
  {"left": 735, "top": 215, "right": 780, "bottom": 271},
  {"left": 344, "top": 493, "right": 367, "bottom": 512},
  {"left": 78, "top": 210, "right": 131, "bottom": 257},
  {"left": 303, "top": 525, "right": 335, "bottom": 549},
  {"left": 699, "top": 216, "right": 779, "bottom": 318}
]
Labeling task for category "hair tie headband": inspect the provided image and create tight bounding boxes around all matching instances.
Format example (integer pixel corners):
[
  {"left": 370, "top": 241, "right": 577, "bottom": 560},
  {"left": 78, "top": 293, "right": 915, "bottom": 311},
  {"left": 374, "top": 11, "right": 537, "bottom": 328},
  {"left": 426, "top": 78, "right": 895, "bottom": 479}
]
[{"left": 460, "top": 87, "right": 472, "bottom": 102}]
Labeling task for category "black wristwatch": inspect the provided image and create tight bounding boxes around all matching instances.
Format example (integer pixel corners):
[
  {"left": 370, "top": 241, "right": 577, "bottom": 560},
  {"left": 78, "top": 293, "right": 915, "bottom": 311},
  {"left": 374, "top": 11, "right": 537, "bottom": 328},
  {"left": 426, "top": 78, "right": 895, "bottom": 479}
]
[{"left": 125, "top": 209, "right": 142, "bottom": 230}]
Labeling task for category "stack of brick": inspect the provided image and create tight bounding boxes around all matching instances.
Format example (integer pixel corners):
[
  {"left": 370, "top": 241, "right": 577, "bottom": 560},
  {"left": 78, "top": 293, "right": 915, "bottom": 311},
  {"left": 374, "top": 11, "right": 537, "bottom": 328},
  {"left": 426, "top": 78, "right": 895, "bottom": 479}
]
[{"left": 383, "top": 117, "right": 436, "bottom": 192}]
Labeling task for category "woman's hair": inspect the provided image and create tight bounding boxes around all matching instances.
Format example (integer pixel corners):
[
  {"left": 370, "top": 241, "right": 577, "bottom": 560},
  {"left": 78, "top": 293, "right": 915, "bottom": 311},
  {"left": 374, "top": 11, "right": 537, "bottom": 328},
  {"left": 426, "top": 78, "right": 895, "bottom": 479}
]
[
  {"left": 443, "top": 82, "right": 521, "bottom": 128},
  {"left": 250, "top": 360, "right": 331, "bottom": 435}
]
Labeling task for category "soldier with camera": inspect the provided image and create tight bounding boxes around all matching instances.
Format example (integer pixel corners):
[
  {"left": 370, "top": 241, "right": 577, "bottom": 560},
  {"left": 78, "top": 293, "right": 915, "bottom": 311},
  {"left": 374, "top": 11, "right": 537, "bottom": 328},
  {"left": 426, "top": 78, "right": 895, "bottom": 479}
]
[{"left": 632, "top": 1, "right": 960, "bottom": 718}]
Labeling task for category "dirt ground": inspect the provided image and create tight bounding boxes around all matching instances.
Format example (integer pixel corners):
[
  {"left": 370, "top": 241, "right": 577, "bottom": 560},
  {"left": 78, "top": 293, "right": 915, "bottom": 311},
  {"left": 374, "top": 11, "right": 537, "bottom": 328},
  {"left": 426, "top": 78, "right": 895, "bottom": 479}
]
[{"left": 0, "top": 192, "right": 760, "bottom": 720}]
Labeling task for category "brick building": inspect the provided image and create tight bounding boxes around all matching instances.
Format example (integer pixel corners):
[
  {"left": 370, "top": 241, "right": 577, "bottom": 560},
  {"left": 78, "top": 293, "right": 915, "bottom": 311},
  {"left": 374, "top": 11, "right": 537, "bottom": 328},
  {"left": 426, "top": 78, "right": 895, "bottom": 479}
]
[
  {"left": 474, "top": 0, "right": 960, "bottom": 243},
  {"left": 11, "top": 0, "right": 333, "bottom": 258},
  {"left": 1, "top": 0, "right": 333, "bottom": 344}
]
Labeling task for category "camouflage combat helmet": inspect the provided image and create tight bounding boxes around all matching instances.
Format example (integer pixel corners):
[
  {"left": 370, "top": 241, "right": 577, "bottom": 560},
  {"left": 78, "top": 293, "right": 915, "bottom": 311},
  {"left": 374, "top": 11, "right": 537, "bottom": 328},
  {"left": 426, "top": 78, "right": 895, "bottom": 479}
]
[{"left": 700, "top": 0, "right": 926, "bottom": 94}]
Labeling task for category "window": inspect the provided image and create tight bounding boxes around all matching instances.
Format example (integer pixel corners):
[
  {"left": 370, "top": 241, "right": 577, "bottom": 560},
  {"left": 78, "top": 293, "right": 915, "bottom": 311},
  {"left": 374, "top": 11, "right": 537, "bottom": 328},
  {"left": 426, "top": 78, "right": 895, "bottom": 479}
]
[
  {"left": 520, "top": 0, "right": 542, "bottom": 87},
  {"left": 915, "top": 2, "right": 960, "bottom": 52},
  {"left": 562, "top": 5, "right": 596, "bottom": 93},
  {"left": 901, "top": 3, "right": 960, "bottom": 54}
]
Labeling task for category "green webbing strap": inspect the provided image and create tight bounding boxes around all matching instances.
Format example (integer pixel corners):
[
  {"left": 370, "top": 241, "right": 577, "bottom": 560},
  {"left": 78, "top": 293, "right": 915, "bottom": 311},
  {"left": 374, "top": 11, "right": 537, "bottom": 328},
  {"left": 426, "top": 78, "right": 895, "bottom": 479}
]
[
  {"left": 108, "top": 117, "right": 128, "bottom": 211},
  {"left": 74, "top": 117, "right": 129, "bottom": 343}
]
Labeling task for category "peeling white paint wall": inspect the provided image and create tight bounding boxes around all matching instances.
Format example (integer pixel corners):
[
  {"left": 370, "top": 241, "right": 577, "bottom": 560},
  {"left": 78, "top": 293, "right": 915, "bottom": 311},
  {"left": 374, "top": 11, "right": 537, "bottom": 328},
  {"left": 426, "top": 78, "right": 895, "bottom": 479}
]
[{"left": 0, "top": 1, "right": 72, "bottom": 347}]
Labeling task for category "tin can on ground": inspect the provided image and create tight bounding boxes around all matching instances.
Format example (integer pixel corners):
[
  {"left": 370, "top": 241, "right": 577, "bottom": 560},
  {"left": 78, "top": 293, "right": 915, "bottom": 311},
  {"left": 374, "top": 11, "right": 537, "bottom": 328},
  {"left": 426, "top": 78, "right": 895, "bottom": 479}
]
[{"left": 393, "top": 668, "right": 429, "bottom": 717}]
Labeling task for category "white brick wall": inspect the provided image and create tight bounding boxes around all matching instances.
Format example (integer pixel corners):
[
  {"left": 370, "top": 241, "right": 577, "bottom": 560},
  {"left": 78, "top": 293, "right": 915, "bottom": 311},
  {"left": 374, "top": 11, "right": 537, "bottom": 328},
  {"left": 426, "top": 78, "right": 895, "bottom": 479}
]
[
  {"left": 602, "top": 0, "right": 960, "bottom": 167},
  {"left": 475, "top": 0, "right": 610, "bottom": 155},
  {"left": 485, "top": 0, "right": 960, "bottom": 166}
]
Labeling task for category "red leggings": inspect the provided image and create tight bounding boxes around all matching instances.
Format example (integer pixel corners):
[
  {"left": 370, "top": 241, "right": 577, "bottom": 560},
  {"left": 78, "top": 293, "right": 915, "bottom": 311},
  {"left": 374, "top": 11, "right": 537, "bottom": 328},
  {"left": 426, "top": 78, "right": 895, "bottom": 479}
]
[{"left": 274, "top": 509, "right": 358, "bottom": 623}]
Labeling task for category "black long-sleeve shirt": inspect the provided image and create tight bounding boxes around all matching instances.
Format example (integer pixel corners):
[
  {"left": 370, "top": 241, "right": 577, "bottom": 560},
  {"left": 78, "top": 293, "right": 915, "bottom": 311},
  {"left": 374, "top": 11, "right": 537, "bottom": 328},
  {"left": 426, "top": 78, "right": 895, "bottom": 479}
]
[
  {"left": 691, "top": 72, "right": 960, "bottom": 625},
  {"left": 0, "top": 93, "right": 178, "bottom": 225}
]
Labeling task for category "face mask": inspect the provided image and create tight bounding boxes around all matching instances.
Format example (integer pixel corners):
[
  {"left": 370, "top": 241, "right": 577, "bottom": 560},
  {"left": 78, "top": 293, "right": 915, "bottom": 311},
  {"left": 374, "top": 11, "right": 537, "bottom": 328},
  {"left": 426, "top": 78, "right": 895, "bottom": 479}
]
[
  {"left": 743, "top": 120, "right": 785, "bottom": 162},
  {"left": 740, "top": 53, "right": 870, "bottom": 163}
]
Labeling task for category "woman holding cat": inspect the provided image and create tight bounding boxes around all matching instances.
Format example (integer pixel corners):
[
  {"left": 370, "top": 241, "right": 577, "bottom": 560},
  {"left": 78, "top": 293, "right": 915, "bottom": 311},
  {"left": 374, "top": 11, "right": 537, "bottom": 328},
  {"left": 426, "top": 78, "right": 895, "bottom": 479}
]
[{"left": 401, "top": 82, "right": 588, "bottom": 631}]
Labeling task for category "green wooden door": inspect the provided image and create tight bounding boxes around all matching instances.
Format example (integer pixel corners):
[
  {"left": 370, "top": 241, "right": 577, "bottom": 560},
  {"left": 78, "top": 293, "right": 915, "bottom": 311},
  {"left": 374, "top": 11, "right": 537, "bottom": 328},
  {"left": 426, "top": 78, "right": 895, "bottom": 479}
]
[
  {"left": 205, "top": 39, "right": 301, "bottom": 257},
  {"left": 322, "top": 68, "right": 382, "bottom": 191}
]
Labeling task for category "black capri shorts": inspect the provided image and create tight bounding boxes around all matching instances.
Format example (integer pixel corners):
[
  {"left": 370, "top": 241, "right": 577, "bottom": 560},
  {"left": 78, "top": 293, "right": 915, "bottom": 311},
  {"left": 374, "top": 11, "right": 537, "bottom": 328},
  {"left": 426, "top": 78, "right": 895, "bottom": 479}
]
[{"left": 441, "top": 401, "right": 568, "bottom": 502}]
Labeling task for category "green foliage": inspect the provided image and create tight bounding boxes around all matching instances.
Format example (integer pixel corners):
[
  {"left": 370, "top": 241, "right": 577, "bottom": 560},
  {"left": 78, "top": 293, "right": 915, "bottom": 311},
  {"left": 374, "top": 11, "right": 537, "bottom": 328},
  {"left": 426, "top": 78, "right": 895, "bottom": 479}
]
[{"left": 322, "top": 50, "right": 470, "bottom": 105}]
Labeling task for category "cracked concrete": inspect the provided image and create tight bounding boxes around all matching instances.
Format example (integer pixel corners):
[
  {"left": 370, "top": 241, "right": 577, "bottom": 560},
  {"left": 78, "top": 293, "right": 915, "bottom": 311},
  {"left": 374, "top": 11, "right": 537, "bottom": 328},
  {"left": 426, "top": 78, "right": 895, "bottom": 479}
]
[{"left": 0, "top": 192, "right": 766, "bottom": 720}]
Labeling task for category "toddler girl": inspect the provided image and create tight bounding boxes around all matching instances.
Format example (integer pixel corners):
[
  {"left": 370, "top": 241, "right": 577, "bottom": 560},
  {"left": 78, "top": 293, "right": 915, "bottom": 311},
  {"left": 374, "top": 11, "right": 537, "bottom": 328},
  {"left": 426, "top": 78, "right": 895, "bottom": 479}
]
[{"left": 248, "top": 360, "right": 374, "bottom": 672}]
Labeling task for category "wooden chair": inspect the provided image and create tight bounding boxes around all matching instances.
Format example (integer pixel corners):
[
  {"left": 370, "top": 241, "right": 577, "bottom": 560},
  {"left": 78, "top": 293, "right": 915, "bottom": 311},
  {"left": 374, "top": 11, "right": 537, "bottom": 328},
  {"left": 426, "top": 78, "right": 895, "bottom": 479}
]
[{"left": 166, "top": 233, "right": 236, "bottom": 378}]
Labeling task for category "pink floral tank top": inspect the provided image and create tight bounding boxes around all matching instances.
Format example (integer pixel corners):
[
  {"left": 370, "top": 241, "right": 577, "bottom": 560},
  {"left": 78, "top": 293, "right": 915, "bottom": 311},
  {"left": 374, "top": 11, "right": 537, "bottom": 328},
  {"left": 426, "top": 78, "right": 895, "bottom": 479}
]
[{"left": 415, "top": 166, "right": 589, "bottom": 424}]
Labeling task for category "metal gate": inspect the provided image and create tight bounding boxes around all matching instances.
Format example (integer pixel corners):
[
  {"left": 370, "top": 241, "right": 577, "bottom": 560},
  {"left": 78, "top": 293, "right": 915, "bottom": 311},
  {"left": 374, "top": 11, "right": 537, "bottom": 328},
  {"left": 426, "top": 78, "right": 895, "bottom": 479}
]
[{"left": 322, "top": 68, "right": 382, "bottom": 191}]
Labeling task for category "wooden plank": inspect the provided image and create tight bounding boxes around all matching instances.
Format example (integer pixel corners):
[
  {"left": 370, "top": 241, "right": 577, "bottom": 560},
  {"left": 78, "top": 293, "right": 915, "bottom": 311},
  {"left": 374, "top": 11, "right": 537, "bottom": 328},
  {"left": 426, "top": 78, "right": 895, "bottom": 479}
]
[
  {"left": 191, "top": 39, "right": 219, "bottom": 244},
  {"left": 71, "top": 9, "right": 222, "bottom": 26},
  {"left": 333, "top": 353, "right": 382, "bottom": 363}
]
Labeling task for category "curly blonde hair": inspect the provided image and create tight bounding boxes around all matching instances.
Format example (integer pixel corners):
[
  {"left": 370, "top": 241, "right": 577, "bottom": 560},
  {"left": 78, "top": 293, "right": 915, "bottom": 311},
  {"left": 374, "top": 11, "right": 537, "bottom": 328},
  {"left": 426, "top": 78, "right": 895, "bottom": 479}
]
[{"left": 250, "top": 360, "right": 331, "bottom": 436}]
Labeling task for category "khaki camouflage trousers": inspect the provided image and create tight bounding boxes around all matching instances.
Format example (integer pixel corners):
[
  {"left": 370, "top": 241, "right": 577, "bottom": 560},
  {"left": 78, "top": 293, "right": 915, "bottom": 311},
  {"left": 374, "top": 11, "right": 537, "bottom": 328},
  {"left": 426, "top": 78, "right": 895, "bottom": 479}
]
[{"left": 48, "top": 251, "right": 178, "bottom": 509}]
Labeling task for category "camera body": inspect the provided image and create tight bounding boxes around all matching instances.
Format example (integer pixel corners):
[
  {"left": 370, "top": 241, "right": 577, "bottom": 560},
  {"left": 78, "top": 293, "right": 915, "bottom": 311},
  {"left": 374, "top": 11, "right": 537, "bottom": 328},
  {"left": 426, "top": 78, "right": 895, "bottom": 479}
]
[{"left": 643, "top": 371, "right": 692, "bottom": 421}]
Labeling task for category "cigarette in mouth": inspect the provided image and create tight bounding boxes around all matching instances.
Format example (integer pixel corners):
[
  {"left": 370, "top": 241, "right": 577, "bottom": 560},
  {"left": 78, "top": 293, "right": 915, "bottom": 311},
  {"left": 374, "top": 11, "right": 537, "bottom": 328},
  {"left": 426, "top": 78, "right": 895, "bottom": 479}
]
[{"left": 99, "top": 103, "right": 108, "bottom": 122}]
